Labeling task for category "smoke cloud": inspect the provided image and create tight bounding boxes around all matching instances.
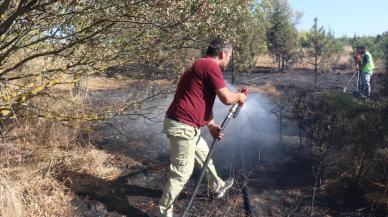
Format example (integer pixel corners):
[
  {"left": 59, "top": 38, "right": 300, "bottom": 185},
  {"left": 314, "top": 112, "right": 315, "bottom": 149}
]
[{"left": 98, "top": 84, "right": 279, "bottom": 176}]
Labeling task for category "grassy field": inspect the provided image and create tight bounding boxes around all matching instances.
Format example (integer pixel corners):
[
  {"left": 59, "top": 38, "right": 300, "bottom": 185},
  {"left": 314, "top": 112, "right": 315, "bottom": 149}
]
[{"left": 1, "top": 65, "right": 387, "bottom": 217}]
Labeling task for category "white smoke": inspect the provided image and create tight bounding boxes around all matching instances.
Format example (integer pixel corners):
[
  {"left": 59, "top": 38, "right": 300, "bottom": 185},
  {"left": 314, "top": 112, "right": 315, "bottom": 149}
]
[{"left": 99, "top": 83, "right": 279, "bottom": 176}]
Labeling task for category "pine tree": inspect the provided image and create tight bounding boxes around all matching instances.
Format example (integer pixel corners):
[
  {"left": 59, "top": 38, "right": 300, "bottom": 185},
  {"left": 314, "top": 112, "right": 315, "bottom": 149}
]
[
  {"left": 235, "top": 2, "right": 268, "bottom": 73},
  {"left": 301, "top": 18, "right": 336, "bottom": 84},
  {"left": 266, "top": 0, "right": 297, "bottom": 73}
]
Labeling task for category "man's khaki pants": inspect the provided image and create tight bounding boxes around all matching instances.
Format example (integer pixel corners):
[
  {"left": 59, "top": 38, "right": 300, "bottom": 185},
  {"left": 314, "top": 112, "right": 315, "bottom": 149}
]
[{"left": 159, "top": 118, "right": 225, "bottom": 217}]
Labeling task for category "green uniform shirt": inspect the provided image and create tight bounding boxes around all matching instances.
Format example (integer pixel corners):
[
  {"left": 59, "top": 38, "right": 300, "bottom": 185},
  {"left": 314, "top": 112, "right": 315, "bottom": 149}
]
[{"left": 361, "top": 51, "right": 375, "bottom": 73}]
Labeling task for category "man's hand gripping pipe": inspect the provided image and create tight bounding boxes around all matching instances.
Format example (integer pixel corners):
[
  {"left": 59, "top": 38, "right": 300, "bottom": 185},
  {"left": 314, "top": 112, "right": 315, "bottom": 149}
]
[{"left": 180, "top": 87, "right": 249, "bottom": 217}]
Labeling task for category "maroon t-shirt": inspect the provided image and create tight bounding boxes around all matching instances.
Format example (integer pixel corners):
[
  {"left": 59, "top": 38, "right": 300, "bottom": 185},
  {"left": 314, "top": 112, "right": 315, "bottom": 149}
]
[{"left": 166, "top": 57, "right": 226, "bottom": 128}]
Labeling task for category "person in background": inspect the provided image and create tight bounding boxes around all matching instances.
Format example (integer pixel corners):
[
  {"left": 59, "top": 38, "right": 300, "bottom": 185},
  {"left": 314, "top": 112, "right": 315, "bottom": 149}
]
[
  {"left": 359, "top": 46, "right": 375, "bottom": 97},
  {"left": 354, "top": 46, "right": 362, "bottom": 92}
]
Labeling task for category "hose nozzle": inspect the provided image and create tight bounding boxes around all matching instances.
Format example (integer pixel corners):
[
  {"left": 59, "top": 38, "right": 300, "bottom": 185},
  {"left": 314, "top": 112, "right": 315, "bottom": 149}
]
[{"left": 232, "top": 86, "right": 249, "bottom": 118}]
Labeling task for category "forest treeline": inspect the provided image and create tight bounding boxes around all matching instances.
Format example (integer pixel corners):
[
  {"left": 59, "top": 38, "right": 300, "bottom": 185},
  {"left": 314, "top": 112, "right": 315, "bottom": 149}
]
[{"left": 1, "top": 0, "right": 387, "bottom": 120}]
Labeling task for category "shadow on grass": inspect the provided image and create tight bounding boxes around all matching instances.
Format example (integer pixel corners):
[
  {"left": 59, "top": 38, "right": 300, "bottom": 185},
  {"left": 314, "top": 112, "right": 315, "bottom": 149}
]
[{"left": 58, "top": 169, "right": 163, "bottom": 217}]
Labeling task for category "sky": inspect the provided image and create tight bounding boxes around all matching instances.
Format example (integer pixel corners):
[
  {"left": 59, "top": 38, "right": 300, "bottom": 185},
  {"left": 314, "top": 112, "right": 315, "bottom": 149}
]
[{"left": 288, "top": 0, "right": 388, "bottom": 37}]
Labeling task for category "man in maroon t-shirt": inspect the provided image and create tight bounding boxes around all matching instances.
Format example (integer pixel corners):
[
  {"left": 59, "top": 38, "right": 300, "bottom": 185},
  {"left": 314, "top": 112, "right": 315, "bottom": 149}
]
[{"left": 159, "top": 38, "right": 247, "bottom": 217}]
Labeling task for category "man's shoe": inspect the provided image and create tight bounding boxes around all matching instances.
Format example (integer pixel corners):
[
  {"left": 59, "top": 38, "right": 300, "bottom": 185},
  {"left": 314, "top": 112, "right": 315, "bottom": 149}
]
[{"left": 215, "top": 177, "right": 234, "bottom": 199}]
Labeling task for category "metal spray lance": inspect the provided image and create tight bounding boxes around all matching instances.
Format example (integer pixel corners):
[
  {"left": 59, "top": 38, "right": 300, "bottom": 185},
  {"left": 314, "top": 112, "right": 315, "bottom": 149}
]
[{"left": 180, "top": 87, "right": 249, "bottom": 217}]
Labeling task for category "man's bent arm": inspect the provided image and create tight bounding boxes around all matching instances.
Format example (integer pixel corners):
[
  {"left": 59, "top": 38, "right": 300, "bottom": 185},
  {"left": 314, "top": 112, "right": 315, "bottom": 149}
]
[
  {"left": 216, "top": 87, "right": 245, "bottom": 105},
  {"left": 361, "top": 54, "right": 369, "bottom": 68}
]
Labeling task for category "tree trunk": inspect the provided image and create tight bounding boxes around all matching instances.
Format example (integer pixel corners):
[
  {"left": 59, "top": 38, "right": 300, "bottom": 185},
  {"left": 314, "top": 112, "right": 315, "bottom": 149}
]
[
  {"left": 314, "top": 54, "right": 318, "bottom": 85},
  {"left": 299, "top": 127, "right": 303, "bottom": 150},
  {"left": 231, "top": 49, "right": 235, "bottom": 84},
  {"left": 311, "top": 167, "right": 320, "bottom": 216},
  {"left": 72, "top": 79, "right": 88, "bottom": 100},
  {"left": 355, "top": 151, "right": 369, "bottom": 186},
  {"left": 319, "top": 158, "right": 325, "bottom": 187},
  {"left": 279, "top": 110, "right": 283, "bottom": 145}
]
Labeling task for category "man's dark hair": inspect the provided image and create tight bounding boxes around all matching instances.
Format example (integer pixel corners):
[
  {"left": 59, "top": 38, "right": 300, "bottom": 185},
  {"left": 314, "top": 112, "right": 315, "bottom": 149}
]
[
  {"left": 206, "top": 38, "right": 232, "bottom": 57},
  {"left": 360, "top": 45, "right": 366, "bottom": 50}
]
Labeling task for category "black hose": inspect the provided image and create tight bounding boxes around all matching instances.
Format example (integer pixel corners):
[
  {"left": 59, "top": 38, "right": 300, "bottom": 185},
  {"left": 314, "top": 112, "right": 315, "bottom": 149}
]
[{"left": 242, "top": 178, "right": 255, "bottom": 217}]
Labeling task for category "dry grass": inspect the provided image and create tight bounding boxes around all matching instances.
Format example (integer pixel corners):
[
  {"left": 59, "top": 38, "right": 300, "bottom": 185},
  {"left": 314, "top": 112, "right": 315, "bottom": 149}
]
[
  {"left": 0, "top": 169, "right": 75, "bottom": 217},
  {"left": 254, "top": 46, "right": 356, "bottom": 72},
  {"left": 53, "top": 77, "right": 176, "bottom": 92},
  {"left": 255, "top": 54, "right": 277, "bottom": 68},
  {"left": 248, "top": 81, "right": 280, "bottom": 97},
  {"left": 63, "top": 148, "right": 134, "bottom": 181},
  {"left": 0, "top": 113, "right": 133, "bottom": 216},
  {"left": 0, "top": 132, "right": 77, "bottom": 217}
]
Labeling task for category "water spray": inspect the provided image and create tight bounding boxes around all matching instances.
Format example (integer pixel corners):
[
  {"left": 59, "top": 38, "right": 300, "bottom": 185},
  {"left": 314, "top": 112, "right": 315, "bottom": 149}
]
[{"left": 180, "top": 87, "right": 249, "bottom": 217}]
